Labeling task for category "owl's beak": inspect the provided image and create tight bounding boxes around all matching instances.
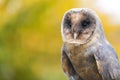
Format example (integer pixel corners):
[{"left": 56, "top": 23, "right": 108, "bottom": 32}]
[{"left": 74, "top": 33, "right": 78, "bottom": 40}]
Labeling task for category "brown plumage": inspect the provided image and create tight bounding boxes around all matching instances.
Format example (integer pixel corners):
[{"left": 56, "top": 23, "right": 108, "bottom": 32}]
[{"left": 61, "top": 8, "right": 120, "bottom": 80}]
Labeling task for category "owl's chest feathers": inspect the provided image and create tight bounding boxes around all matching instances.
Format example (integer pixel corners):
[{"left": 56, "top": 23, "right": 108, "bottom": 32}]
[
  {"left": 65, "top": 44, "right": 95, "bottom": 63},
  {"left": 65, "top": 43, "right": 99, "bottom": 78}
]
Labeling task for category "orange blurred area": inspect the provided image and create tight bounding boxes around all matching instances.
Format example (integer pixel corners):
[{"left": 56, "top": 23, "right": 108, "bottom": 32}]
[{"left": 0, "top": 0, "right": 120, "bottom": 80}]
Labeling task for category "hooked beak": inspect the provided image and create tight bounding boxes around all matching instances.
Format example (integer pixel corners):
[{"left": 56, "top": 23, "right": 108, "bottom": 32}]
[{"left": 74, "top": 33, "right": 78, "bottom": 40}]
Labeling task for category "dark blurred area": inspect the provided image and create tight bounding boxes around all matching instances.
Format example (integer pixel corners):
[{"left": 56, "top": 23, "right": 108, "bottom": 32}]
[{"left": 0, "top": 0, "right": 120, "bottom": 80}]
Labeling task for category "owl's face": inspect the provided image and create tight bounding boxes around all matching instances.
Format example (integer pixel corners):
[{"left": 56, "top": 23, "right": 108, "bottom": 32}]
[{"left": 61, "top": 8, "right": 97, "bottom": 44}]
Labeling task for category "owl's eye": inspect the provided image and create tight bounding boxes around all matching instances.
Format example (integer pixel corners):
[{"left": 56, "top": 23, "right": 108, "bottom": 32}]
[
  {"left": 81, "top": 20, "right": 90, "bottom": 28},
  {"left": 66, "top": 20, "right": 71, "bottom": 28}
]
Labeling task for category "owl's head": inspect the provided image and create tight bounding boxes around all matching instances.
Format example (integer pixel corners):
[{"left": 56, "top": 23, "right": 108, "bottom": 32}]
[{"left": 61, "top": 8, "right": 102, "bottom": 45}]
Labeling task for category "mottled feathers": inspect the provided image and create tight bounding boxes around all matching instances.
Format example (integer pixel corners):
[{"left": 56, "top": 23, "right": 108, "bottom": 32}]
[{"left": 61, "top": 8, "right": 120, "bottom": 80}]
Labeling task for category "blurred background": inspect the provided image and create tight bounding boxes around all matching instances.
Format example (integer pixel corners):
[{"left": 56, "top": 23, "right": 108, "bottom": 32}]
[{"left": 0, "top": 0, "right": 120, "bottom": 80}]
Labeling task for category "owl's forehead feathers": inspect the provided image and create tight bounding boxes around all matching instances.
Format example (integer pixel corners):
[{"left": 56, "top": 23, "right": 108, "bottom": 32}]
[{"left": 64, "top": 8, "right": 97, "bottom": 20}]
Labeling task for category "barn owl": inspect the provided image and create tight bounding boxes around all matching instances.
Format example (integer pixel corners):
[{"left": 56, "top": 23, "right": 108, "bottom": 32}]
[{"left": 61, "top": 8, "right": 120, "bottom": 80}]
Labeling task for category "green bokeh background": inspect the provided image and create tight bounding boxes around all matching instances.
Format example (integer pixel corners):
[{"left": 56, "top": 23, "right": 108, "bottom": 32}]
[{"left": 0, "top": 0, "right": 120, "bottom": 80}]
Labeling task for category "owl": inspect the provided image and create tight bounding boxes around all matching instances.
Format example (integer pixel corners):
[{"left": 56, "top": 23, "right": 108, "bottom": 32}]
[{"left": 61, "top": 8, "right": 120, "bottom": 80}]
